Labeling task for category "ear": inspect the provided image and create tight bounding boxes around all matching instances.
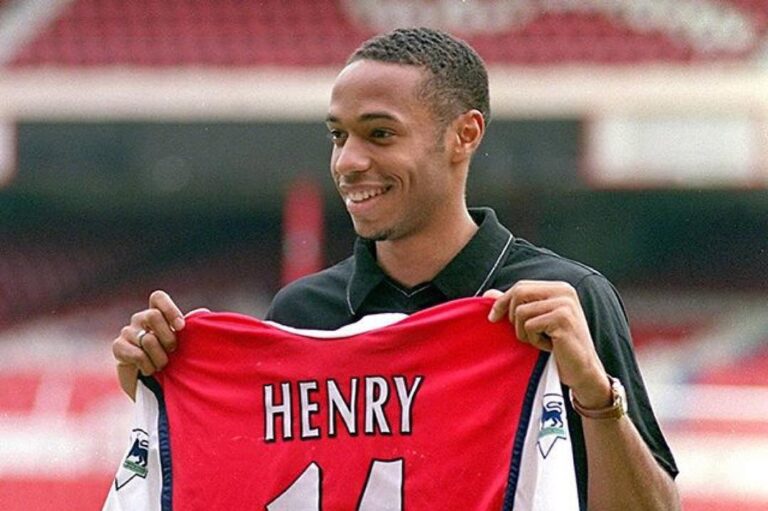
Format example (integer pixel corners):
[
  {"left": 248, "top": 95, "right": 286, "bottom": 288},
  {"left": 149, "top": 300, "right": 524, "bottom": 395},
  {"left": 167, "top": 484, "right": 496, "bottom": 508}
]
[{"left": 449, "top": 109, "right": 485, "bottom": 164}]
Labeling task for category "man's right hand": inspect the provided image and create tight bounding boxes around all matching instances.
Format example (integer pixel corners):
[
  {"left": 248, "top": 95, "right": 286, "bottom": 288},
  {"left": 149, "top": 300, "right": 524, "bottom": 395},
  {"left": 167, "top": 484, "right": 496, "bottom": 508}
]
[{"left": 112, "top": 290, "right": 186, "bottom": 399}]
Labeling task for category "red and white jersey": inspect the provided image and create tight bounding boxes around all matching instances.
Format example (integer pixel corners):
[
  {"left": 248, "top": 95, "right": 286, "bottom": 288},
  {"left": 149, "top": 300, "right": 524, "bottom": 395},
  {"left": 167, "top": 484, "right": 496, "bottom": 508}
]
[{"left": 103, "top": 297, "right": 578, "bottom": 510}]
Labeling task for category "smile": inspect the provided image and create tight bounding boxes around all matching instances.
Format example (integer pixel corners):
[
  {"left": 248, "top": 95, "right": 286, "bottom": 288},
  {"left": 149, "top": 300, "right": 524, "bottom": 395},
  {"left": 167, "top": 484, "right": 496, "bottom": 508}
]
[{"left": 344, "top": 186, "right": 390, "bottom": 205}]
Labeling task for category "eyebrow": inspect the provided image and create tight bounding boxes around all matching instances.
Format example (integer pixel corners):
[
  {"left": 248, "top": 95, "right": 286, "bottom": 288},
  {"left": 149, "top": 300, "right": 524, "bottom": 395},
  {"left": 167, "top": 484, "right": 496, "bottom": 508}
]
[{"left": 325, "top": 112, "right": 401, "bottom": 124}]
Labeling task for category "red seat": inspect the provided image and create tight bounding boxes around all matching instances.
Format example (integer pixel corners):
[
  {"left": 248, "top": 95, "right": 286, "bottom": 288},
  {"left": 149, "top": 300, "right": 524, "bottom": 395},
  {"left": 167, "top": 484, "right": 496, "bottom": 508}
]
[{"left": 7, "top": 2, "right": 768, "bottom": 66}]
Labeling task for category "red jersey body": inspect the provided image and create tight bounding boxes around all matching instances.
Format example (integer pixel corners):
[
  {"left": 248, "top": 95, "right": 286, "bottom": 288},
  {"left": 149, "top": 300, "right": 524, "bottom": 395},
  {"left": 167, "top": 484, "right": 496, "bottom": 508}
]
[{"left": 104, "top": 297, "right": 578, "bottom": 511}]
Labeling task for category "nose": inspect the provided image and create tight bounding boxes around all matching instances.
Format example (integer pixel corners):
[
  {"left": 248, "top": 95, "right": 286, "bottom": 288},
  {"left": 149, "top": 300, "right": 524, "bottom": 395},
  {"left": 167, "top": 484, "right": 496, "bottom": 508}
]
[{"left": 332, "top": 136, "right": 370, "bottom": 176}]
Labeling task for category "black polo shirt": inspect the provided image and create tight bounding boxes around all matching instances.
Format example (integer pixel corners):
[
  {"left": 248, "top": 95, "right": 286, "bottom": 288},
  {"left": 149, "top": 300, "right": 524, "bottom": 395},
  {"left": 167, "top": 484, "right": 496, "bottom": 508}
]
[{"left": 266, "top": 207, "right": 678, "bottom": 509}]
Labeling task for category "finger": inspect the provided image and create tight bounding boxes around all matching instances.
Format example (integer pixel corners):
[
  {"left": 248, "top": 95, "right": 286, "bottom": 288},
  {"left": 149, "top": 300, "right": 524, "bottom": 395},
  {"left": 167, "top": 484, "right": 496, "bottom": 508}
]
[
  {"left": 523, "top": 310, "right": 564, "bottom": 351},
  {"left": 136, "top": 331, "right": 170, "bottom": 371},
  {"left": 137, "top": 308, "right": 178, "bottom": 353},
  {"left": 113, "top": 335, "right": 157, "bottom": 376},
  {"left": 512, "top": 297, "right": 567, "bottom": 344},
  {"left": 510, "top": 280, "right": 577, "bottom": 304},
  {"left": 522, "top": 316, "right": 555, "bottom": 351},
  {"left": 487, "top": 291, "right": 514, "bottom": 322},
  {"left": 148, "top": 290, "right": 186, "bottom": 332},
  {"left": 116, "top": 363, "right": 139, "bottom": 401},
  {"left": 516, "top": 296, "right": 582, "bottom": 337},
  {"left": 482, "top": 289, "right": 503, "bottom": 299},
  {"left": 513, "top": 298, "right": 571, "bottom": 326},
  {"left": 511, "top": 313, "right": 555, "bottom": 351},
  {"left": 507, "top": 289, "right": 530, "bottom": 341}
]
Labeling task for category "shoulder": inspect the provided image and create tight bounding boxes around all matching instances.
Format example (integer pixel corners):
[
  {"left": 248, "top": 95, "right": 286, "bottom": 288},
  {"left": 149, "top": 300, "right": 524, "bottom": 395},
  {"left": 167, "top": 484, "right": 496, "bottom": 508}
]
[
  {"left": 495, "top": 236, "right": 627, "bottom": 320},
  {"left": 496, "top": 237, "right": 634, "bottom": 361},
  {"left": 496, "top": 237, "right": 607, "bottom": 289},
  {"left": 266, "top": 256, "right": 354, "bottom": 328},
  {"left": 274, "top": 256, "right": 353, "bottom": 299}
]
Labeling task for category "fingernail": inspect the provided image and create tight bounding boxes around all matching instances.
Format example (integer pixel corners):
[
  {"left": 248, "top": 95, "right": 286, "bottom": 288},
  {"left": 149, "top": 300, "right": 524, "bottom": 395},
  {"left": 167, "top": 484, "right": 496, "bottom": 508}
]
[{"left": 174, "top": 317, "right": 185, "bottom": 331}]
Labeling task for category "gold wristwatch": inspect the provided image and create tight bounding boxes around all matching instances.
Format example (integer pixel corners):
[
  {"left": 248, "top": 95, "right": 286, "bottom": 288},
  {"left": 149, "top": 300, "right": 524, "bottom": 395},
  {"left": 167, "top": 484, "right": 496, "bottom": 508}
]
[{"left": 569, "top": 375, "right": 627, "bottom": 420}]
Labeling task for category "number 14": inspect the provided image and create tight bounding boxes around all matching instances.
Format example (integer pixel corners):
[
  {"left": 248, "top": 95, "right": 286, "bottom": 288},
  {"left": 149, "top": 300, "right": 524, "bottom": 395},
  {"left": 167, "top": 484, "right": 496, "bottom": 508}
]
[{"left": 267, "top": 459, "right": 404, "bottom": 510}]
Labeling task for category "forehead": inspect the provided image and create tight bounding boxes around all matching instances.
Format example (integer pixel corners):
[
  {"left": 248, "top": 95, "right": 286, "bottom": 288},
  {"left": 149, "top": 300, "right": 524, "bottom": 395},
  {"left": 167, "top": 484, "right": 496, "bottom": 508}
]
[{"left": 328, "top": 60, "right": 431, "bottom": 123}]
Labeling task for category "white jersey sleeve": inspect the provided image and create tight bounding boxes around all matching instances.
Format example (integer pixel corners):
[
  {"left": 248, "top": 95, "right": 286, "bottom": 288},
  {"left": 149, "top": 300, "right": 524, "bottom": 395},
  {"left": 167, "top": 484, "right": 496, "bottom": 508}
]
[
  {"left": 513, "top": 357, "right": 579, "bottom": 510},
  {"left": 102, "top": 379, "right": 164, "bottom": 511}
]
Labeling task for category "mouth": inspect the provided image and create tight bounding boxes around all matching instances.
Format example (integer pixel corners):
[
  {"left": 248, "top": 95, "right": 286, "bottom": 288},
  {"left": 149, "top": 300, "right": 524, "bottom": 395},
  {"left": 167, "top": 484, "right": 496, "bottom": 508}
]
[{"left": 343, "top": 186, "right": 391, "bottom": 207}]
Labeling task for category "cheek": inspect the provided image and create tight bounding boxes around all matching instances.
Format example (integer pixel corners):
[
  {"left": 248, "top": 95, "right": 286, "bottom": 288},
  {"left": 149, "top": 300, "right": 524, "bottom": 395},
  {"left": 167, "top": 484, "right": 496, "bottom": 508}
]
[{"left": 329, "top": 151, "right": 340, "bottom": 178}]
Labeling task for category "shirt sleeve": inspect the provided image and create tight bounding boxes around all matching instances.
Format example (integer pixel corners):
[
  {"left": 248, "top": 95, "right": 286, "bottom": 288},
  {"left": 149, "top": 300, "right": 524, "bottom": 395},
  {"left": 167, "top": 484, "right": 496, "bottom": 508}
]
[
  {"left": 102, "top": 378, "right": 165, "bottom": 511},
  {"left": 571, "top": 274, "right": 679, "bottom": 479}
]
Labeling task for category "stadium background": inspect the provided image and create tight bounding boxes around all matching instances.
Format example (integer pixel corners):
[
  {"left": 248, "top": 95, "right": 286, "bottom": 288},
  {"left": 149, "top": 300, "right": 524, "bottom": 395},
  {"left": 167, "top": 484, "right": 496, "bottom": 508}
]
[{"left": 0, "top": 0, "right": 767, "bottom": 509}]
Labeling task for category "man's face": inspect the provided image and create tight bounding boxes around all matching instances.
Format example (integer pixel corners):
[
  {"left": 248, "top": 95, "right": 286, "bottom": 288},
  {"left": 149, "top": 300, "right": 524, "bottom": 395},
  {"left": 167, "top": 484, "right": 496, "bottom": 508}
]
[{"left": 326, "top": 60, "right": 456, "bottom": 242}]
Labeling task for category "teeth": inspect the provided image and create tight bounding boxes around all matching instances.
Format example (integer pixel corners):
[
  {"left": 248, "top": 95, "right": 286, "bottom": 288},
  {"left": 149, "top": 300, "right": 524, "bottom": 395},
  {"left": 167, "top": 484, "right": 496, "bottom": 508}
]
[{"left": 346, "top": 188, "right": 387, "bottom": 203}]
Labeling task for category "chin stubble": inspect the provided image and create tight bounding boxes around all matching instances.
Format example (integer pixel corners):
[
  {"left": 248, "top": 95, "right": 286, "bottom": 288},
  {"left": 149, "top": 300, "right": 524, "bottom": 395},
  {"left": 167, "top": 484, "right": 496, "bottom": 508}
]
[{"left": 359, "top": 230, "right": 392, "bottom": 242}]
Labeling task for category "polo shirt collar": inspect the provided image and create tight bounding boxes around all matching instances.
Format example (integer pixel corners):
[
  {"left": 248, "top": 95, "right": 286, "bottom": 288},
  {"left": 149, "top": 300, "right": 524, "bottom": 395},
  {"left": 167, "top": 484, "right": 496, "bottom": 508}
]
[
  {"left": 432, "top": 207, "right": 514, "bottom": 299},
  {"left": 345, "top": 237, "right": 386, "bottom": 315},
  {"left": 345, "top": 207, "right": 514, "bottom": 314}
]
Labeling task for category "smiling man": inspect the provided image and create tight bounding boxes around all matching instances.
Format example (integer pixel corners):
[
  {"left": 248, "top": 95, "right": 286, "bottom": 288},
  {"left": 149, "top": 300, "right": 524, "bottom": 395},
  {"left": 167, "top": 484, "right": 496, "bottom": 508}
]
[
  {"left": 323, "top": 56, "right": 481, "bottom": 289},
  {"left": 112, "top": 28, "right": 680, "bottom": 510}
]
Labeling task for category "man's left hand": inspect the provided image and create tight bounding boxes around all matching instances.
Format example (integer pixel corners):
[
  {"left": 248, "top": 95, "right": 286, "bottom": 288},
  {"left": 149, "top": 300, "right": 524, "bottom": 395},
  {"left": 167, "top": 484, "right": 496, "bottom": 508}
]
[{"left": 484, "top": 280, "right": 611, "bottom": 409}]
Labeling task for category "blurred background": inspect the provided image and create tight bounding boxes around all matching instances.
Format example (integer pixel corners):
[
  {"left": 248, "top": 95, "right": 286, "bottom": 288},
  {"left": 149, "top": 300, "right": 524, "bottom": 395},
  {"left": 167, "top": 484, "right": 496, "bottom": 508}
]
[{"left": 0, "top": 0, "right": 766, "bottom": 509}]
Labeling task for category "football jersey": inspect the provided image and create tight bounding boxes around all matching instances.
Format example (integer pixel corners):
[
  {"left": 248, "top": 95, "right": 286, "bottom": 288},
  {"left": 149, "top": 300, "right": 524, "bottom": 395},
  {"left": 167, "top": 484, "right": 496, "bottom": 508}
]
[{"left": 103, "top": 297, "right": 578, "bottom": 510}]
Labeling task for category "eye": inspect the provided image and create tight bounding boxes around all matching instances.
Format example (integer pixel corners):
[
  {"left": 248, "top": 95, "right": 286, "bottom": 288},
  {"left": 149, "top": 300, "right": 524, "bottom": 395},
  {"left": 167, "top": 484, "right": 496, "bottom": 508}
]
[
  {"left": 370, "top": 128, "right": 394, "bottom": 140},
  {"left": 327, "top": 129, "right": 347, "bottom": 146}
]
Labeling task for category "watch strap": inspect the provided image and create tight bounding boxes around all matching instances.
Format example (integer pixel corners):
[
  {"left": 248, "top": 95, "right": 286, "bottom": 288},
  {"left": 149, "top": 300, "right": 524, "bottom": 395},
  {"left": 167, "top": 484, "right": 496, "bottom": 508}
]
[{"left": 569, "top": 376, "right": 627, "bottom": 420}]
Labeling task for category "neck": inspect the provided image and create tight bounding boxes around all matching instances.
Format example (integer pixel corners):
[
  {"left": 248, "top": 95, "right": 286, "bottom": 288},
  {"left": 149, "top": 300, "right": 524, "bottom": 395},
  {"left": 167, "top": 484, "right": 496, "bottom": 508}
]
[{"left": 375, "top": 208, "right": 478, "bottom": 288}]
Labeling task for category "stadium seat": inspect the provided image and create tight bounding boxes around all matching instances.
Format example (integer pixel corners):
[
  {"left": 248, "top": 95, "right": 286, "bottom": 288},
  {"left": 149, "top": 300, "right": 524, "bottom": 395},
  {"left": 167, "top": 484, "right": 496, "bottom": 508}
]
[{"left": 8, "top": 0, "right": 768, "bottom": 67}]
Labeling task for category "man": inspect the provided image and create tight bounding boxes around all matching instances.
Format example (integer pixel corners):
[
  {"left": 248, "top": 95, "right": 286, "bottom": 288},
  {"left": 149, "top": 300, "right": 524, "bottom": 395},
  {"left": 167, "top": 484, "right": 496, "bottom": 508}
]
[{"left": 112, "top": 28, "right": 680, "bottom": 510}]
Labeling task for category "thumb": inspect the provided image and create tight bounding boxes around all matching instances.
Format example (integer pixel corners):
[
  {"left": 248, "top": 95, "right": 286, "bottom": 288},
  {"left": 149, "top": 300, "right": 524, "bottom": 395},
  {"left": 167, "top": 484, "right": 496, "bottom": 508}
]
[
  {"left": 482, "top": 289, "right": 503, "bottom": 299},
  {"left": 116, "top": 363, "right": 139, "bottom": 402}
]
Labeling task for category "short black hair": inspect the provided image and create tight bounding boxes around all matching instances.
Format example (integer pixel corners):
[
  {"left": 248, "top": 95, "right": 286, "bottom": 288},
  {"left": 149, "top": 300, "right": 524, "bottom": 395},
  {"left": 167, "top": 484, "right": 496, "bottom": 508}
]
[{"left": 348, "top": 27, "right": 490, "bottom": 127}]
